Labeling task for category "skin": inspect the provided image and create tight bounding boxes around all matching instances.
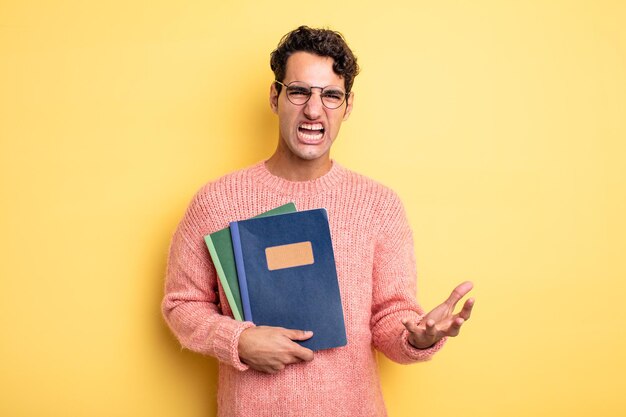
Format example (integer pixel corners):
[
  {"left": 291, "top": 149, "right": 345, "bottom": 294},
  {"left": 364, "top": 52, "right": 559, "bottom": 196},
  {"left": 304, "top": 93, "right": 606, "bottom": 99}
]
[
  {"left": 238, "top": 327, "right": 315, "bottom": 374},
  {"left": 237, "top": 51, "right": 475, "bottom": 373},
  {"left": 403, "top": 281, "right": 475, "bottom": 349},
  {"left": 265, "top": 51, "right": 353, "bottom": 181}
]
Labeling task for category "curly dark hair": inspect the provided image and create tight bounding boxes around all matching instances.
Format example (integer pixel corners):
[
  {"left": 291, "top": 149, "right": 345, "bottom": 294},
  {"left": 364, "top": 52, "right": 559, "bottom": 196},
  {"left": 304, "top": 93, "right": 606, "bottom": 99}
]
[{"left": 270, "top": 26, "right": 360, "bottom": 94}]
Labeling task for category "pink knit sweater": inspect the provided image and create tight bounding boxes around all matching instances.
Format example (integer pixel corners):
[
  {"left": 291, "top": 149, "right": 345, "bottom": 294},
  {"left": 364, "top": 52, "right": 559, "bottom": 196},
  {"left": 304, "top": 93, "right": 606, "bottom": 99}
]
[{"left": 162, "top": 161, "right": 445, "bottom": 417}]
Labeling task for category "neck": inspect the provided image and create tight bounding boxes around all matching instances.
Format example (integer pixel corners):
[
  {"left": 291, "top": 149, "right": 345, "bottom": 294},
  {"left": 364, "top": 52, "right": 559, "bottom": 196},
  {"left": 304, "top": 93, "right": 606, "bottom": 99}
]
[{"left": 265, "top": 148, "right": 332, "bottom": 182}]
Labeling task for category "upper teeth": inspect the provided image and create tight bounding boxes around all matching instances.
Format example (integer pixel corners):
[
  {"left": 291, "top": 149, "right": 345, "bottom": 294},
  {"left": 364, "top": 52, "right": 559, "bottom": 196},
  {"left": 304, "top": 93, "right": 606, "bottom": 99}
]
[{"left": 300, "top": 123, "right": 323, "bottom": 131}]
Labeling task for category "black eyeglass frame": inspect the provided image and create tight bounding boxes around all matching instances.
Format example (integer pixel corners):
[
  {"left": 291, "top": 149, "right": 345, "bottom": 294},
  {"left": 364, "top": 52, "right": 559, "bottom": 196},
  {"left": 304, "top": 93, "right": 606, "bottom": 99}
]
[{"left": 274, "top": 80, "right": 349, "bottom": 109}]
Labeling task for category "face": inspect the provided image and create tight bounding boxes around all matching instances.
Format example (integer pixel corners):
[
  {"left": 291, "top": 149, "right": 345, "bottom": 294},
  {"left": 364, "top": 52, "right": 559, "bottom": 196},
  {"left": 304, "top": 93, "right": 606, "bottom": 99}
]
[{"left": 270, "top": 51, "right": 354, "bottom": 163}]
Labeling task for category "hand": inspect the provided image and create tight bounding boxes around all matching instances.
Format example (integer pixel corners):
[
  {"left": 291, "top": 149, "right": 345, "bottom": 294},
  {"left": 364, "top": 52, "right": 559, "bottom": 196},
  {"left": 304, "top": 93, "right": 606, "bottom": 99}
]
[
  {"left": 402, "top": 281, "right": 475, "bottom": 349},
  {"left": 238, "top": 326, "right": 315, "bottom": 374}
]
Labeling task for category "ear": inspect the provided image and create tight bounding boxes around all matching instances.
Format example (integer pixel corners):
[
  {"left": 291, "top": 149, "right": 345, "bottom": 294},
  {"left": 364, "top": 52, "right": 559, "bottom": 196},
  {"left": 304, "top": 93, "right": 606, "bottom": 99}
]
[
  {"left": 269, "top": 82, "right": 279, "bottom": 114},
  {"left": 343, "top": 91, "right": 354, "bottom": 121}
]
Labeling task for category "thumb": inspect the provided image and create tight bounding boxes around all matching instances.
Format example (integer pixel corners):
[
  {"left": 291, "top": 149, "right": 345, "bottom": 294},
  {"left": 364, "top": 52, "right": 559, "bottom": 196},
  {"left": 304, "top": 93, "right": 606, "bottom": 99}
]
[{"left": 284, "top": 329, "right": 314, "bottom": 341}]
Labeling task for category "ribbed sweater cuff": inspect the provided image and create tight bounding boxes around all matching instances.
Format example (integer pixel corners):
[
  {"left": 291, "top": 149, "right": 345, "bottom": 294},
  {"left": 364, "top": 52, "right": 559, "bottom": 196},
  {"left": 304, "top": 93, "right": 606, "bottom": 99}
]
[{"left": 211, "top": 320, "right": 255, "bottom": 371}]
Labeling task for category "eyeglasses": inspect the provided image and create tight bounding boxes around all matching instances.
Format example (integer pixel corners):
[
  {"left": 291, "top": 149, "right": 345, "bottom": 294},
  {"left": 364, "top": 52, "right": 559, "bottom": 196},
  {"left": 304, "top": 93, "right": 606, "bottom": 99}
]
[{"left": 275, "top": 80, "right": 348, "bottom": 109}]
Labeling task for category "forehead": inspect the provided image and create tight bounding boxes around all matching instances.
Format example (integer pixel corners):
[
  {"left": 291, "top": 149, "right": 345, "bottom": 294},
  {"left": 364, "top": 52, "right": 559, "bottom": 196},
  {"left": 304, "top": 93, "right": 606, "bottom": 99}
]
[{"left": 284, "top": 51, "right": 345, "bottom": 88}]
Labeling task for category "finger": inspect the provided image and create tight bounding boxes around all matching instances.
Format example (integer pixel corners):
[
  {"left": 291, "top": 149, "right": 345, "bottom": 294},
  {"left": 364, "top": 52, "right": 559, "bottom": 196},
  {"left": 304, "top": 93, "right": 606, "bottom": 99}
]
[
  {"left": 445, "top": 281, "right": 474, "bottom": 307},
  {"left": 293, "top": 346, "right": 315, "bottom": 362},
  {"left": 272, "top": 363, "right": 285, "bottom": 373},
  {"left": 256, "top": 364, "right": 282, "bottom": 374},
  {"left": 284, "top": 329, "right": 314, "bottom": 341},
  {"left": 458, "top": 298, "right": 475, "bottom": 321},
  {"left": 424, "top": 319, "right": 437, "bottom": 337},
  {"left": 282, "top": 353, "right": 306, "bottom": 365},
  {"left": 401, "top": 318, "right": 421, "bottom": 334},
  {"left": 447, "top": 317, "right": 465, "bottom": 337},
  {"left": 283, "top": 330, "right": 314, "bottom": 362}
]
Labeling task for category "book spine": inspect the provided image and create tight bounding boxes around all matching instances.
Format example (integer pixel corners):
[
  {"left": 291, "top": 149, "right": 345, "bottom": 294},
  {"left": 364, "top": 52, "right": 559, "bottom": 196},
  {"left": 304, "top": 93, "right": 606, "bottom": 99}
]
[
  {"left": 204, "top": 235, "right": 243, "bottom": 321},
  {"left": 230, "top": 221, "right": 253, "bottom": 322}
]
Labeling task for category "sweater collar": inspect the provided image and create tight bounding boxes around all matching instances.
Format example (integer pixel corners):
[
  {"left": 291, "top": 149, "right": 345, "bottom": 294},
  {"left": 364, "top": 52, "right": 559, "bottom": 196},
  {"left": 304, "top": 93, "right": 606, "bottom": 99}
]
[{"left": 251, "top": 159, "right": 347, "bottom": 195}]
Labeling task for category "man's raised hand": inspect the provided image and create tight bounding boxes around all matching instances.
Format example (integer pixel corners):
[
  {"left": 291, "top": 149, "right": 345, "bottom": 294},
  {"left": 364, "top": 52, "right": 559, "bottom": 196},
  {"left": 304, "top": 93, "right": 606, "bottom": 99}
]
[{"left": 402, "top": 281, "right": 475, "bottom": 349}]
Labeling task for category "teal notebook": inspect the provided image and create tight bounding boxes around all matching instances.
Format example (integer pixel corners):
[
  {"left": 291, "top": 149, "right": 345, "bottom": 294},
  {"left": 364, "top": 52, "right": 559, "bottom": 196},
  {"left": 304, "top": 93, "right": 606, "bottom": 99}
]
[{"left": 204, "top": 203, "right": 297, "bottom": 321}]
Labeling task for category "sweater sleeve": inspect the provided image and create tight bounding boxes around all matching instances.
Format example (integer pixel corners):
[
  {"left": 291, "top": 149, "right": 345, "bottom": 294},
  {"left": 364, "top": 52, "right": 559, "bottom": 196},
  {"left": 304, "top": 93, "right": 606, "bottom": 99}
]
[
  {"left": 161, "top": 191, "right": 254, "bottom": 371},
  {"left": 370, "top": 191, "right": 446, "bottom": 363}
]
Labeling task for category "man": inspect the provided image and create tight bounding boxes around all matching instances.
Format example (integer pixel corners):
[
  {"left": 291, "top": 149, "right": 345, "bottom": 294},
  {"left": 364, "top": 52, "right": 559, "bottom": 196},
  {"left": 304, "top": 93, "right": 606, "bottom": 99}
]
[{"left": 162, "top": 26, "right": 474, "bottom": 417}]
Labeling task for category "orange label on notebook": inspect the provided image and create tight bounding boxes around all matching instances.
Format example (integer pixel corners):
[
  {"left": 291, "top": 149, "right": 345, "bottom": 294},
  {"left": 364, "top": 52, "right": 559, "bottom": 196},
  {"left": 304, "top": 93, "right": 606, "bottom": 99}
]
[{"left": 265, "top": 241, "right": 314, "bottom": 271}]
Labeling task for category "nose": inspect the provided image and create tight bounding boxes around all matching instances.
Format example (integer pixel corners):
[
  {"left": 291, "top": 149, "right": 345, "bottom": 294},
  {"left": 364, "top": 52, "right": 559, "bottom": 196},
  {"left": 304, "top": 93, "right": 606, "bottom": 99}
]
[{"left": 303, "top": 89, "right": 324, "bottom": 119}]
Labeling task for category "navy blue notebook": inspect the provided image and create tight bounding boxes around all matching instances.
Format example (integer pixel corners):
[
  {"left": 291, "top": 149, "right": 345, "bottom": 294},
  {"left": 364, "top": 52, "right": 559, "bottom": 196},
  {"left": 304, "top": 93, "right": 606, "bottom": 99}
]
[{"left": 230, "top": 208, "right": 347, "bottom": 351}]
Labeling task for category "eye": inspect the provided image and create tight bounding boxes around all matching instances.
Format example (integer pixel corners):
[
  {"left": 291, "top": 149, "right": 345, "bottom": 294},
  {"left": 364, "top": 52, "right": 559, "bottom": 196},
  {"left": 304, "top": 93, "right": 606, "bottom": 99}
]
[
  {"left": 322, "top": 90, "right": 345, "bottom": 102},
  {"left": 287, "top": 87, "right": 311, "bottom": 97}
]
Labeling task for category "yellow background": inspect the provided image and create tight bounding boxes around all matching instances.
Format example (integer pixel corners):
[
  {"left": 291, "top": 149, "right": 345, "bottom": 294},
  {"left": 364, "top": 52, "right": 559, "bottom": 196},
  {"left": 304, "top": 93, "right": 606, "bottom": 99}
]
[{"left": 1, "top": 1, "right": 625, "bottom": 416}]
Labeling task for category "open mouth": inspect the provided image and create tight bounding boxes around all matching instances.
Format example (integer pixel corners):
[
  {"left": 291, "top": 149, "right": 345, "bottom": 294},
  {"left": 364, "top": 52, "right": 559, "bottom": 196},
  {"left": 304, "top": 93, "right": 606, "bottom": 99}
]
[{"left": 298, "top": 123, "right": 325, "bottom": 141}]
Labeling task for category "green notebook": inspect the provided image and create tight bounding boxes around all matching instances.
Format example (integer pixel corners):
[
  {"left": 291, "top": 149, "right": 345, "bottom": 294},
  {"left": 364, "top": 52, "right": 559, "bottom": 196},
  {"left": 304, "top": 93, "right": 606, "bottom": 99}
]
[{"left": 204, "top": 203, "right": 297, "bottom": 321}]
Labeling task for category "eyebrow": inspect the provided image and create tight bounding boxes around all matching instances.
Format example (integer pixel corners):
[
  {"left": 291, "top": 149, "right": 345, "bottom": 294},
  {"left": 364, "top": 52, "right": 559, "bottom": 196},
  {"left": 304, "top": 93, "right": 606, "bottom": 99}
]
[
  {"left": 288, "top": 85, "right": 310, "bottom": 91},
  {"left": 285, "top": 81, "right": 345, "bottom": 91}
]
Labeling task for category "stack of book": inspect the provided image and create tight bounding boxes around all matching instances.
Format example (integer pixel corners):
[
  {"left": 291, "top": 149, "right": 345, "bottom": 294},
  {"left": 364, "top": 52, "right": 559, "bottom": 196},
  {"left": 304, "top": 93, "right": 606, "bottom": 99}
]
[{"left": 204, "top": 204, "right": 347, "bottom": 351}]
